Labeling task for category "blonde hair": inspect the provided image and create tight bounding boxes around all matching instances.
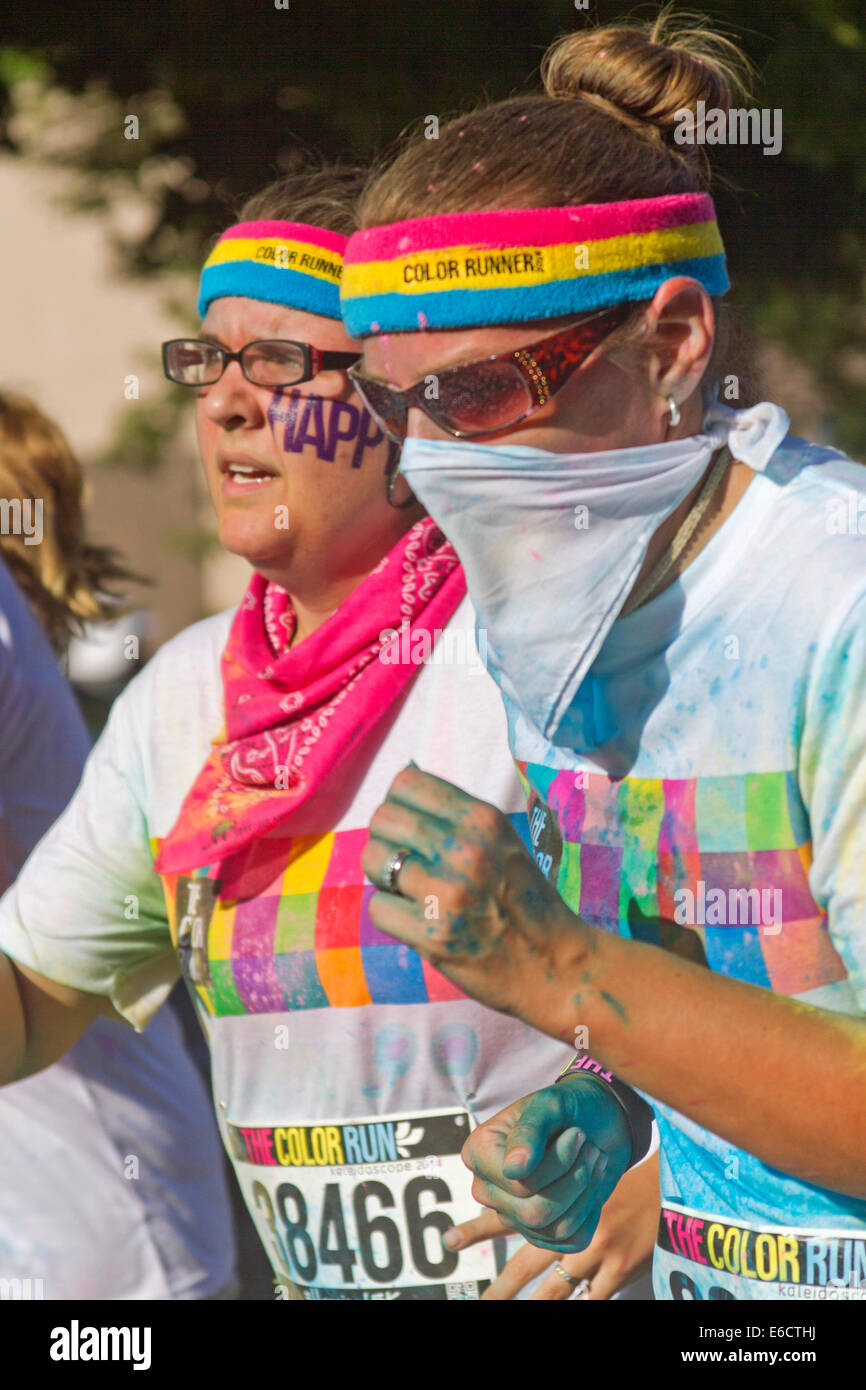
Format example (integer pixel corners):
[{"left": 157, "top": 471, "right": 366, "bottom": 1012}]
[{"left": 0, "top": 392, "right": 137, "bottom": 654}]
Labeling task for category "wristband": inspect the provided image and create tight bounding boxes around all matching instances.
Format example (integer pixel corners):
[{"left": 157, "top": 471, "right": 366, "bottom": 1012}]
[{"left": 555, "top": 1053, "right": 655, "bottom": 1171}]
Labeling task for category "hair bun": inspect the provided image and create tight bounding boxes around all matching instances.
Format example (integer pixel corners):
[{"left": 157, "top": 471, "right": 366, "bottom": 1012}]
[{"left": 541, "top": 15, "right": 752, "bottom": 150}]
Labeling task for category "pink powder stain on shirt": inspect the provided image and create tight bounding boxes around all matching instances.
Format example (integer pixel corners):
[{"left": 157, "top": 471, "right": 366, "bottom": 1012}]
[{"left": 417, "top": 310, "right": 429, "bottom": 328}]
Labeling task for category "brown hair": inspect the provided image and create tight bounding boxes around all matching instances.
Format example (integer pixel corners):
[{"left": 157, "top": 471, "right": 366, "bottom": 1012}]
[
  {"left": 360, "top": 9, "right": 758, "bottom": 396},
  {"left": 235, "top": 160, "right": 368, "bottom": 237},
  {"left": 361, "top": 11, "right": 752, "bottom": 220},
  {"left": 0, "top": 393, "right": 137, "bottom": 654}
]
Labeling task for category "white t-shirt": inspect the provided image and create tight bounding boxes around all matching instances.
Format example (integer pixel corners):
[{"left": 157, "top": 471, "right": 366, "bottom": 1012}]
[
  {"left": 0, "top": 555, "right": 236, "bottom": 1300},
  {"left": 0, "top": 593, "right": 574, "bottom": 1300},
  {"left": 505, "top": 435, "right": 866, "bottom": 1301}
]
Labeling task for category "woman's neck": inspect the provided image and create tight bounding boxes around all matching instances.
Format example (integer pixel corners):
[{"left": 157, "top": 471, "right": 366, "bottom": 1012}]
[
  {"left": 283, "top": 505, "right": 426, "bottom": 648},
  {"left": 287, "top": 583, "right": 358, "bottom": 648},
  {"left": 634, "top": 454, "right": 754, "bottom": 604},
  {"left": 627, "top": 395, "right": 754, "bottom": 605}
]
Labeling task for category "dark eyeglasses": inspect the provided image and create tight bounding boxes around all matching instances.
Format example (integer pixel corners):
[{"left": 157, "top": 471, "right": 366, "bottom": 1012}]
[
  {"left": 162, "top": 338, "right": 360, "bottom": 388},
  {"left": 347, "top": 306, "right": 631, "bottom": 441}
]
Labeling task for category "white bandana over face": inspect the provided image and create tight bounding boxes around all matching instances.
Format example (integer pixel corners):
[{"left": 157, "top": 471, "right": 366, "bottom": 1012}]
[{"left": 399, "top": 399, "right": 789, "bottom": 743}]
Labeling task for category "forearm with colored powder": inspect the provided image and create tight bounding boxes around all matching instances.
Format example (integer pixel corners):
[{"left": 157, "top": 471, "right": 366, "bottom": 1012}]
[{"left": 549, "top": 923, "right": 866, "bottom": 1198}]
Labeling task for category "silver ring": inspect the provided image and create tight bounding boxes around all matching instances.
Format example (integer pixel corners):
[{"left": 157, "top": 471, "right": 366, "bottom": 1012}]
[
  {"left": 555, "top": 1266, "right": 590, "bottom": 1296},
  {"left": 383, "top": 847, "right": 414, "bottom": 895}
]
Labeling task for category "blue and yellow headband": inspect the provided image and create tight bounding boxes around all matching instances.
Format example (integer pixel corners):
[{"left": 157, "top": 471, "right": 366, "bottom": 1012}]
[
  {"left": 341, "top": 193, "right": 728, "bottom": 334},
  {"left": 198, "top": 219, "right": 348, "bottom": 319}
]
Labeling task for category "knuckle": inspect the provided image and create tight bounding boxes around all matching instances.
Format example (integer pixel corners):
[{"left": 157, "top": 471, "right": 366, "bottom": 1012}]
[
  {"left": 368, "top": 811, "right": 390, "bottom": 842},
  {"left": 470, "top": 1176, "right": 493, "bottom": 1207},
  {"left": 390, "top": 766, "right": 416, "bottom": 797},
  {"left": 533, "top": 1085, "right": 564, "bottom": 1114},
  {"left": 471, "top": 802, "right": 502, "bottom": 837},
  {"left": 440, "top": 882, "right": 469, "bottom": 915},
  {"left": 463, "top": 837, "right": 492, "bottom": 874},
  {"left": 520, "top": 1195, "right": 556, "bottom": 1230},
  {"left": 423, "top": 937, "right": 446, "bottom": 968},
  {"left": 461, "top": 1133, "right": 481, "bottom": 1166}
]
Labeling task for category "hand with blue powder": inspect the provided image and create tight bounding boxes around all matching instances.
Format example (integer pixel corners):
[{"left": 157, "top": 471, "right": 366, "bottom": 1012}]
[
  {"left": 449, "top": 1073, "right": 631, "bottom": 1251},
  {"left": 443, "top": 1148, "right": 659, "bottom": 1298},
  {"left": 362, "top": 762, "right": 596, "bottom": 1035}
]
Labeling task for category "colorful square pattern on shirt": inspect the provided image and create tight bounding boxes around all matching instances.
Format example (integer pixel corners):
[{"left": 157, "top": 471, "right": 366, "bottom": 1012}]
[
  {"left": 516, "top": 764, "right": 848, "bottom": 998},
  {"left": 154, "top": 814, "right": 528, "bottom": 1016}
]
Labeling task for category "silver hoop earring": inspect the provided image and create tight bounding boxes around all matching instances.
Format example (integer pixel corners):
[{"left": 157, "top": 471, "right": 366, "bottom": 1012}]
[
  {"left": 667, "top": 395, "right": 681, "bottom": 427},
  {"left": 386, "top": 461, "right": 417, "bottom": 510}
]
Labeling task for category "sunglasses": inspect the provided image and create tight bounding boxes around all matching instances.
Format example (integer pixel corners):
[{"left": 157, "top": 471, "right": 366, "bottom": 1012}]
[
  {"left": 347, "top": 305, "right": 631, "bottom": 441},
  {"left": 162, "top": 338, "right": 360, "bottom": 389}
]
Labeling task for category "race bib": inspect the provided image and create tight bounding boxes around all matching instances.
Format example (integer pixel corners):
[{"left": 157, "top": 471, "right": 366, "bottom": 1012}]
[
  {"left": 655, "top": 1201, "right": 866, "bottom": 1302},
  {"left": 226, "top": 1107, "right": 500, "bottom": 1300}
]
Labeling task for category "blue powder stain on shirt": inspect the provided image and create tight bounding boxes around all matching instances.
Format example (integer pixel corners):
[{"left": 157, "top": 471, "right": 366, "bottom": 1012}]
[{"left": 363, "top": 1024, "right": 419, "bottom": 1099}]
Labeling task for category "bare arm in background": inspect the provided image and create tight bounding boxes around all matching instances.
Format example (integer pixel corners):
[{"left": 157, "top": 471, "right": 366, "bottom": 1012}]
[{"left": 0, "top": 952, "right": 117, "bottom": 1082}]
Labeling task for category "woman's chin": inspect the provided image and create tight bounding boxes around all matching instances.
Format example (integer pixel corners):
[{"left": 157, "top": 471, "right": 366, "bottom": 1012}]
[{"left": 218, "top": 518, "right": 294, "bottom": 573}]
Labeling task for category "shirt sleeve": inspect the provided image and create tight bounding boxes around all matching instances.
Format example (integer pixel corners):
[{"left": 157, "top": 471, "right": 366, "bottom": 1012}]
[
  {"left": 799, "top": 586, "right": 866, "bottom": 1011},
  {"left": 0, "top": 669, "right": 178, "bottom": 1031}
]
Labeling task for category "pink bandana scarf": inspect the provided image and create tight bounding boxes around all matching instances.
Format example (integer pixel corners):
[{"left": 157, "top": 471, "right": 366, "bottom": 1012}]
[{"left": 155, "top": 517, "right": 466, "bottom": 873}]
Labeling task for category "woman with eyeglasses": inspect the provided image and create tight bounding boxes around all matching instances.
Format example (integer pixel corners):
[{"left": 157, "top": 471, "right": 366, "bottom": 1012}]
[
  {"left": 346, "top": 15, "right": 866, "bottom": 1302},
  {"left": 0, "top": 166, "right": 655, "bottom": 1301}
]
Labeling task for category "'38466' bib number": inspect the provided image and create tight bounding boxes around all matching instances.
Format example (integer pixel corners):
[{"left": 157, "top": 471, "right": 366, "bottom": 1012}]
[{"left": 226, "top": 1107, "right": 500, "bottom": 1300}]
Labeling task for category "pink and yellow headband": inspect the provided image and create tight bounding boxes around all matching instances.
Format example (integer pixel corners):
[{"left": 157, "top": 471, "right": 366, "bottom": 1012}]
[
  {"left": 198, "top": 220, "right": 347, "bottom": 319},
  {"left": 341, "top": 193, "right": 728, "bottom": 335}
]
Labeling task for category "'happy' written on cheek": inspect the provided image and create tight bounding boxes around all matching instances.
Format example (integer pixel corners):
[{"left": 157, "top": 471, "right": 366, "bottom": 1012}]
[{"left": 268, "top": 389, "right": 399, "bottom": 471}]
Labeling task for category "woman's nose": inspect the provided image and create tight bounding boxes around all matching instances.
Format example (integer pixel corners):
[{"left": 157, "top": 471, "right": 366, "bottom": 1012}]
[
  {"left": 199, "top": 361, "right": 266, "bottom": 429},
  {"left": 407, "top": 404, "right": 441, "bottom": 440}
]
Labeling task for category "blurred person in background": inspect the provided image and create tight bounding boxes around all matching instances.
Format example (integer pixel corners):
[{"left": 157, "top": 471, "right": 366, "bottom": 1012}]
[
  {"left": 66, "top": 611, "right": 149, "bottom": 742},
  {"left": 0, "top": 168, "right": 656, "bottom": 1301},
  {"left": 0, "top": 391, "right": 237, "bottom": 1299}
]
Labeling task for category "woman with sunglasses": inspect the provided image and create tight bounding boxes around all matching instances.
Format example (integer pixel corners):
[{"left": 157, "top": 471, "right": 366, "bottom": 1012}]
[
  {"left": 347, "top": 16, "right": 866, "bottom": 1302},
  {"left": 0, "top": 166, "right": 645, "bottom": 1301}
]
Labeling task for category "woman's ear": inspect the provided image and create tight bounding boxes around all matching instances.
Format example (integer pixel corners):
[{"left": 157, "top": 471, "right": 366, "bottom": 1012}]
[{"left": 644, "top": 278, "right": 716, "bottom": 402}]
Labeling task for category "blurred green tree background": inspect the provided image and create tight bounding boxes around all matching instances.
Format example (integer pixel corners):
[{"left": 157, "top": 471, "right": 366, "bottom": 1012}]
[{"left": 1, "top": 0, "right": 864, "bottom": 454}]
